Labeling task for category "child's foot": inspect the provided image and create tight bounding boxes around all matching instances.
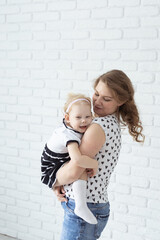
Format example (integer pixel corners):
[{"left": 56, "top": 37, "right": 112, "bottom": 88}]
[{"left": 74, "top": 206, "right": 97, "bottom": 224}]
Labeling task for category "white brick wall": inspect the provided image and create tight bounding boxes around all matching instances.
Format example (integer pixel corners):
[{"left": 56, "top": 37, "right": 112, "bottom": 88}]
[{"left": 0, "top": 0, "right": 160, "bottom": 240}]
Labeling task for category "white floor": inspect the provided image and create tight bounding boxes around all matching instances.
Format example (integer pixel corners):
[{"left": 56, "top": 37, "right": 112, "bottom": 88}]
[{"left": 0, "top": 234, "right": 17, "bottom": 240}]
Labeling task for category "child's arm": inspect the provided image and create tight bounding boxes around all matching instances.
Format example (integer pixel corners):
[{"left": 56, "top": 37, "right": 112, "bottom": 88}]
[{"left": 67, "top": 142, "right": 98, "bottom": 169}]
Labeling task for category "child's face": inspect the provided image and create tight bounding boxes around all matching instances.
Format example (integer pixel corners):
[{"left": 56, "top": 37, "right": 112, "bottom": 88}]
[{"left": 66, "top": 103, "right": 92, "bottom": 133}]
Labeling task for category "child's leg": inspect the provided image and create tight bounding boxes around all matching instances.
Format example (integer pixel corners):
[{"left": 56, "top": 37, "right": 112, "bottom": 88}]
[
  {"left": 55, "top": 160, "right": 86, "bottom": 186},
  {"left": 72, "top": 171, "right": 97, "bottom": 224}
]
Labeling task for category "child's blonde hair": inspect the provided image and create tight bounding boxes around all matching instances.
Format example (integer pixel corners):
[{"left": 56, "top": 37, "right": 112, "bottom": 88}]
[{"left": 64, "top": 93, "right": 92, "bottom": 114}]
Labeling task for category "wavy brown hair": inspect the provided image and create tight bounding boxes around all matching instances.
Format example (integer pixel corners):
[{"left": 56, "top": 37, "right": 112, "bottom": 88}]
[{"left": 94, "top": 70, "right": 145, "bottom": 143}]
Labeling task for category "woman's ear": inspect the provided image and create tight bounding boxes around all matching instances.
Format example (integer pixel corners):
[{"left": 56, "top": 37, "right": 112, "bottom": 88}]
[
  {"left": 117, "top": 100, "right": 125, "bottom": 107},
  {"left": 64, "top": 113, "right": 70, "bottom": 123}
]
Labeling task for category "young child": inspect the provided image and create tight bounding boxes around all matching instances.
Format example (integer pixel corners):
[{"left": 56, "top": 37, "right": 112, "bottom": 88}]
[{"left": 41, "top": 93, "right": 98, "bottom": 224}]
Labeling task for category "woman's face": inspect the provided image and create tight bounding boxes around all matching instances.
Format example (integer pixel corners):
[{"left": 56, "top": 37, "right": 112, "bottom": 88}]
[{"left": 92, "top": 80, "right": 120, "bottom": 117}]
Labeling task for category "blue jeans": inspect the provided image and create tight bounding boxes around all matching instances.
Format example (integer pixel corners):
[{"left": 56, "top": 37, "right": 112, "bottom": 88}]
[{"left": 60, "top": 198, "right": 110, "bottom": 240}]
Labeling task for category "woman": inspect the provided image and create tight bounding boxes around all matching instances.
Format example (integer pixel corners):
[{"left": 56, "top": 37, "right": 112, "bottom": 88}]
[{"left": 54, "top": 69, "right": 145, "bottom": 240}]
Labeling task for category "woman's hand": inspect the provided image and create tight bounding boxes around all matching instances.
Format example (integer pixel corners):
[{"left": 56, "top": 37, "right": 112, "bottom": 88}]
[
  {"left": 86, "top": 168, "right": 97, "bottom": 178},
  {"left": 53, "top": 186, "right": 67, "bottom": 202}
]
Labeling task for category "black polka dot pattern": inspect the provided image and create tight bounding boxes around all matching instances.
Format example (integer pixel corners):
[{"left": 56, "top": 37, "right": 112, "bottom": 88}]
[{"left": 64, "top": 114, "right": 121, "bottom": 203}]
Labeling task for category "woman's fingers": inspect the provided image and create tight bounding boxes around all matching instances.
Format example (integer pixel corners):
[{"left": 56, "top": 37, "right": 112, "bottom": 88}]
[
  {"left": 86, "top": 168, "right": 94, "bottom": 177},
  {"left": 53, "top": 186, "right": 67, "bottom": 202}
]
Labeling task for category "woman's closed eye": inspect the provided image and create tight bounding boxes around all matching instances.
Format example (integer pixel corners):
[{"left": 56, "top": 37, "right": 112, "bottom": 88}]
[{"left": 104, "top": 98, "right": 111, "bottom": 102}]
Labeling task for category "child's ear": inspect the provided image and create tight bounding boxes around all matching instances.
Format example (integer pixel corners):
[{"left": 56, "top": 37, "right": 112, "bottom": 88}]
[{"left": 64, "top": 113, "right": 70, "bottom": 123}]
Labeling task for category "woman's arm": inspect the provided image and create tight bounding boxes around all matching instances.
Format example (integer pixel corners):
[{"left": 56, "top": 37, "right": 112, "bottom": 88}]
[
  {"left": 67, "top": 142, "right": 98, "bottom": 168},
  {"left": 79, "top": 123, "right": 105, "bottom": 157}
]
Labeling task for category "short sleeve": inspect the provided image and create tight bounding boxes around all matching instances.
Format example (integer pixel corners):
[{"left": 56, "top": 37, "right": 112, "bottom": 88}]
[{"left": 63, "top": 129, "right": 82, "bottom": 147}]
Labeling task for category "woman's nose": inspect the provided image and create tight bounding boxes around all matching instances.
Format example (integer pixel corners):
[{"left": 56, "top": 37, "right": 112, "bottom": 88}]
[{"left": 95, "top": 97, "right": 101, "bottom": 105}]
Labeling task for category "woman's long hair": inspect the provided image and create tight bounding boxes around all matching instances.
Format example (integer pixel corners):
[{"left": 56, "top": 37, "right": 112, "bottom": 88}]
[{"left": 94, "top": 70, "right": 145, "bottom": 143}]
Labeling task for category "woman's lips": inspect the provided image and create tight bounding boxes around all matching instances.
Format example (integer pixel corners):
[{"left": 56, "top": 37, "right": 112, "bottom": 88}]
[{"left": 94, "top": 105, "right": 102, "bottom": 110}]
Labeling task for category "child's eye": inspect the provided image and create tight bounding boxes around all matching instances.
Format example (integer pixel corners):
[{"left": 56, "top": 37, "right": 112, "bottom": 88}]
[
  {"left": 104, "top": 99, "right": 111, "bottom": 102},
  {"left": 76, "top": 116, "right": 81, "bottom": 119},
  {"left": 86, "top": 116, "right": 91, "bottom": 118}
]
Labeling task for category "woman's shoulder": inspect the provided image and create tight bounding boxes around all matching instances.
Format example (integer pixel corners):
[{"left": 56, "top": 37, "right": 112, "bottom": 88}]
[{"left": 92, "top": 114, "right": 118, "bottom": 125}]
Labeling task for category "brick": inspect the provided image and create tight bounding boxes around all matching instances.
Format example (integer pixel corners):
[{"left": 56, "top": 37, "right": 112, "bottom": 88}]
[
  {"left": 107, "top": 18, "right": 139, "bottom": 28},
  {"left": 0, "top": 5, "right": 19, "bottom": 14},
  {"left": 33, "top": 32, "right": 60, "bottom": 41},
  {"left": 137, "top": 84, "right": 160, "bottom": 93},
  {"left": 0, "top": 41, "right": 18, "bottom": 50},
  {"left": 154, "top": 116, "right": 160, "bottom": 126},
  {"left": 109, "top": 0, "right": 140, "bottom": 6},
  {"left": 77, "top": 0, "right": 107, "bottom": 9},
  {"left": 7, "top": 0, "right": 31, "bottom": 3},
  {"left": 121, "top": 50, "right": 156, "bottom": 61},
  {"left": 17, "top": 132, "right": 41, "bottom": 141},
  {"left": 139, "top": 40, "right": 160, "bottom": 49},
  {"left": 141, "top": 16, "right": 160, "bottom": 26},
  {"left": 0, "top": 147, "right": 18, "bottom": 157},
  {"left": 61, "top": 50, "right": 87, "bottom": 60},
  {"left": 132, "top": 164, "right": 160, "bottom": 179},
  {"left": 92, "top": 8, "right": 123, "bottom": 18},
  {"left": 103, "top": 61, "right": 137, "bottom": 71},
  {"left": 105, "top": 40, "right": 138, "bottom": 49},
  {"left": 139, "top": 62, "right": 160, "bottom": 71},
  {"left": 18, "top": 96, "right": 42, "bottom": 106},
  {"left": 7, "top": 105, "right": 30, "bottom": 114},
  {"left": 46, "top": 40, "right": 73, "bottom": 50},
  {"left": 61, "top": 10, "right": 90, "bottom": 19},
  {"left": 59, "top": 70, "right": 87, "bottom": 80},
  {"left": 72, "top": 61, "right": 102, "bottom": 70},
  {"left": 114, "top": 212, "right": 146, "bottom": 226},
  {"left": 31, "top": 69, "right": 57, "bottom": 79},
  {"left": 7, "top": 13, "right": 31, "bottom": 23},
  {"left": 33, "top": 11, "right": 59, "bottom": 21},
  {"left": 123, "top": 28, "right": 157, "bottom": 38},
  {"left": 125, "top": 6, "right": 159, "bottom": 16},
  {"left": 20, "top": 3, "right": 46, "bottom": 12},
  {"left": 0, "top": 32, "right": 7, "bottom": 40},
  {"left": 90, "top": 29, "right": 122, "bottom": 39},
  {"left": 47, "top": 21, "right": 74, "bottom": 30},
  {"left": 142, "top": 0, "right": 160, "bottom": 4},
  {"left": 88, "top": 50, "right": 120, "bottom": 60},
  {"left": 74, "top": 40, "right": 104, "bottom": 49},
  {"left": 0, "top": 95, "right": 17, "bottom": 104},
  {"left": 116, "top": 175, "right": 149, "bottom": 188},
  {"left": 19, "top": 22, "right": 45, "bottom": 31},
  {"left": 61, "top": 30, "right": 88, "bottom": 39},
  {"left": 5, "top": 69, "right": 30, "bottom": 78},
  {"left": 8, "top": 51, "right": 31, "bottom": 60},
  {"left": 0, "top": 129, "right": 16, "bottom": 138},
  {"left": 18, "top": 216, "right": 41, "bottom": 228},
  {"left": 0, "top": 23, "right": 19, "bottom": 32},
  {"left": 19, "top": 41, "right": 44, "bottom": 50},
  {"left": 76, "top": 19, "right": 105, "bottom": 29},
  {"left": 135, "top": 93, "right": 154, "bottom": 104},
  {"left": 6, "top": 189, "right": 29, "bottom": 201},
  {"left": 148, "top": 199, "right": 160, "bottom": 211},
  {"left": 108, "top": 220, "right": 128, "bottom": 232},
  {"left": 44, "top": 60, "right": 71, "bottom": 70},
  {"left": 48, "top": 1, "right": 76, "bottom": 10},
  {"left": 7, "top": 206, "right": 29, "bottom": 217}
]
